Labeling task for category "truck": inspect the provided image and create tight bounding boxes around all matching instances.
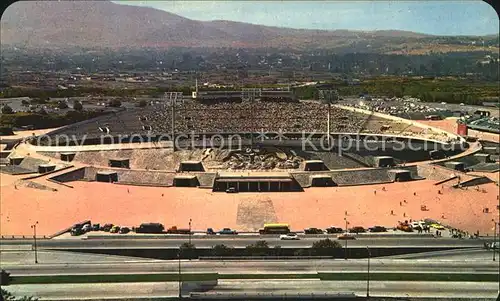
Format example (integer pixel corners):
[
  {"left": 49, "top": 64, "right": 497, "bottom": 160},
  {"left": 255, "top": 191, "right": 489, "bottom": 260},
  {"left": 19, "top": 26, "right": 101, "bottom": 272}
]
[
  {"left": 135, "top": 223, "right": 164, "bottom": 234},
  {"left": 166, "top": 226, "right": 191, "bottom": 234}
]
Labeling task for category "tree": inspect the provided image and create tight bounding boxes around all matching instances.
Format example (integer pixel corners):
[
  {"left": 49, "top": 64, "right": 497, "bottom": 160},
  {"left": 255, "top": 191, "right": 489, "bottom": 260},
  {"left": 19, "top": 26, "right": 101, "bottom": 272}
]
[
  {"left": 21, "top": 99, "right": 30, "bottom": 106},
  {"left": 1, "top": 269, "right": 11, "bottom": 285},
  {"left": 245, "top": 240, "right": 269, "bottom": 256},
  {"left": 57, "top": 101, "right": 68, "bottom": 109},
  {"left": 179, "top": 242, "right": 196, "bottom": 259},
  {"left": 1, "top": 105, "right": 13, "bottom": 114},
  {"left": 211, "top": 244, "right": 234, "bottom": 256},
  {"left": 311, "top": 238, "right": 341, "bottom": 256},
  {"left": 107, "top": 99, "right": 122, "bottom": 108},
  {"left": 73, "top": 101, "right": 83, "bottom": 111},
  {"left": 137, "top": 99, "right": 147, "bottom": 107}
]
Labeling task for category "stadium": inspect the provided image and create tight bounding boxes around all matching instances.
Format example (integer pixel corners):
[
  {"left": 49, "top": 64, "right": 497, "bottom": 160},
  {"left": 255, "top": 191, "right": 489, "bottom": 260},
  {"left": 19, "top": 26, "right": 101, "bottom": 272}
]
[{"left": 1, "top": 89, "right": 499, "bottom": 236}]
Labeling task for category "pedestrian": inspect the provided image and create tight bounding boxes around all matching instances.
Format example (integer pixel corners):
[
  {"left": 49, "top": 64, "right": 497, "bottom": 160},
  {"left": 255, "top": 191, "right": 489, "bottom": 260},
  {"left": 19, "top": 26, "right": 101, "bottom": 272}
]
[
  {"left": 14, "top": 185, "right": 17, "bottom": 190},
  {"left": 413, "top": 192, "right": 416, "bottom": 196},
  {"left": 403, "top": 212, "right": 406, "bottom": 217},
  {"left": 438, "top": 190, "right": 442, "bottom": 194},
  {"left": 161, "top": 193, "right": 164, "bottom": 197},
  {"left": 391, "top": 210, "right": 394, "bottom": 215},
  {"left": 374, "top": 190, "right": 377, "bottom": 195},
  {"left": 400, "top": 201, "right": 402, "bottom": 206},
  {"left": 404, "top": 200, "right": 407, "bottom": 203},
  {"left": 127, "top": 188, "right": 130, "bottom": 193},
  {"left": 382, "top": 186, "right": 386, "bottom": 191}
]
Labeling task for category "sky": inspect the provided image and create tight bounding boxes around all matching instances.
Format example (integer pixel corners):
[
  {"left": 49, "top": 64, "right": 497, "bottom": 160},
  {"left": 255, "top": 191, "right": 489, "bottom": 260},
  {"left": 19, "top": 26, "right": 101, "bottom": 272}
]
[{"left": 114, "top": 1, "right": 499, "bottom": 36}]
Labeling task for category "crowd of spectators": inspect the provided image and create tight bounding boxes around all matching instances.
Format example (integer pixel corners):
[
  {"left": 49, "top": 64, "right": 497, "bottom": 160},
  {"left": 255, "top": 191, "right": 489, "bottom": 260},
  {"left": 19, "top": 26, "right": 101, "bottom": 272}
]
[
  {"left": 145, "top": 101, "right": 365, "bottom": 134},
  {"left": 50, "top": 100, "right": 368, "bottom": 139}
]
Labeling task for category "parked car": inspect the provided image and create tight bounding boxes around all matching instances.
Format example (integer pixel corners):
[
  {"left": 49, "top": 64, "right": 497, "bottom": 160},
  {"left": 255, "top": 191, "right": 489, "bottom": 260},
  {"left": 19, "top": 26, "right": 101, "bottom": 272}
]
[
  {"left": 102, "top": 224, "right": 114, "bottom": 232},
  {"left": 326, "top": 227, "right": 344, "bottom": 234},
  {"left": 338, "top": 233, "right": 356, "bottom": 240},
  {"left": 226, "top": 187, "right": 238, "bottom": 193},
  {"left": 110, "top": 226, "right": 121, "bottom": 233},
  {"left": 368, "top": 226, "right": 387, "bottom": 233},
  {"left": 166, "top": 226, "right": 191, "bottom": 234},
  {"left": 218, "top": 228, "right": 238, "bottom": 235},
  {"left": 349, "top": 226, "right": 366, "bottom": 234},
  {"left": 91, "top": 224, "right": 100, "bottom": 231},
  {"left": 206, "top": 228, "right": 216, "bottom": 235},
  {"left": 119, "top": 227, "right": 130, "bottom": 234},
  {"left": 430, "top": 223, "right": 445, "bottom": 230},
  {"left": 280, "top": 232, "right": 299, "bottom": 240},
  {"left": 70, "top": 227, "right": 84, "bottom": 236},
  {"left": 82, "top": 224, "right": 91, "bottom": 233},
  {"left": 304, "top": 228, "right": 324, "bottom": 234}
]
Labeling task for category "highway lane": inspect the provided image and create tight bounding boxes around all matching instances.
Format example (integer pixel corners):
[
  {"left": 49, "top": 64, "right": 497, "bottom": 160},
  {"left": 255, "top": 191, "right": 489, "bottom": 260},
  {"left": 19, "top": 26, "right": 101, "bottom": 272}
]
[
  {"left": 212, "top": 280, "right": 499, "bottom": 299},
  {"left": 3, "top": 259, "right": 498, "bottom": 276},
  {"left": 0, "top": 250, "right": 164, "bottom": 265},
  {"left": 4, "top": 280, "right": 498, "bottom": 300},
  {"left": 384, "top": 248, "right": 495, "bottom": 260},
  {"left": 1, "top": 237, "right": 484, "bottom": 249},
  {"left": 4, "top": 282, "right": 178, "bottom": 300}
]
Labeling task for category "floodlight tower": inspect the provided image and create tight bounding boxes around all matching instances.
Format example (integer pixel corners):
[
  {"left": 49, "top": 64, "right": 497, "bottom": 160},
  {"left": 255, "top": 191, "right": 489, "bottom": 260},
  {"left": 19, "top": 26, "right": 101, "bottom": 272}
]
[
  {"left": 319, "top": 89, "right": 339, "bottom": 148},
  {"left": 164, "top": 92, "right": 183, "bottom": 151}
]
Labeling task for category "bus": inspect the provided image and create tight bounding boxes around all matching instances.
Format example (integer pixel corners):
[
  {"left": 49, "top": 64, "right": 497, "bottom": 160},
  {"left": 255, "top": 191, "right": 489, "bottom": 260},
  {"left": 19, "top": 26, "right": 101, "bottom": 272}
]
[
  {"left": 135, "top": 223, "right": 164, "bottom": 234},
  {"left": 259, "top": 223, "right": 290, "bottom": 235}
]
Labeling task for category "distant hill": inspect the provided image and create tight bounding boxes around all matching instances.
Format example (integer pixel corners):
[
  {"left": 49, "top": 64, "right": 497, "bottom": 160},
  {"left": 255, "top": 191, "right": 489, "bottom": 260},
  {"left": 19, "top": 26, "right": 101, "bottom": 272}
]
[{"left": 1, "top": 0, "right": 497, "bottom": 52}]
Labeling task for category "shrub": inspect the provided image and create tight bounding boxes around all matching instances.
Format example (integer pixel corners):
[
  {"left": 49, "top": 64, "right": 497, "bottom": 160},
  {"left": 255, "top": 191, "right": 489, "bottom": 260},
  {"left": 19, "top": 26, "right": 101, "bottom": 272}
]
[
  {"left": 211, "top": 244, "right": 234, "bottom": 256},
  {"left": 1, "top": 269, "right": 11, "bottom": 285},
  {"left": 73, "top": 101, "right": 83, "bottom": 111},
  {"left": 311, "top": 238, "right": 341, "bottom": 256},
  {"left": 57, "top": 101, "right": 68, "bottom": 109},
  {"left": 107, "top": 99, "right": 122, "bottom": 107},
  {"left": 179, "top": 242, "right": 196, "bottom": 259},
  {"left": 1, "top": 105, "right": 13, "bottom": 114},
  {"left": 245, "top": 240, "right": 269, "bottom": 256}
]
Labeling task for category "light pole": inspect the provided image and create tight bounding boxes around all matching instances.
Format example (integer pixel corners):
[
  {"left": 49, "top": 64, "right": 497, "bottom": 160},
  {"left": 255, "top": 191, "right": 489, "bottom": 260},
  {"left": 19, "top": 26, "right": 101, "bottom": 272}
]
[
  {"left": 493, "top": 219, "right": 497, "bottom": 262},
  {"left": 178, "top": 249, "right": 182, "bottom": 299},
  {"left": 30, "top": 221, "right": 39, "bottom": 264},
  {"left": 366, "top": 246, "right": 371, "bottom": 298},
  {"left": 189, "top": 218, "right": 192, "bottom": 246},
  {"left": 344, "top": 217, "right": 349, "bottom": 260}
]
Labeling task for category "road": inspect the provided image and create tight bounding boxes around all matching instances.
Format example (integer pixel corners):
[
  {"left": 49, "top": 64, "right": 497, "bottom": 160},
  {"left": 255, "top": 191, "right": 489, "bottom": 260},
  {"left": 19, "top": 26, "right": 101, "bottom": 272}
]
[
  {"left": 211, "top": 280, "right": 499, "bottom": 299},
  {"left": 385, "top": 248, "right": 497, "bottom": 260},
  {"left": 3, "top": 258, "right": 498, "bottom": 276},
  {"left": 0, "top": 237, "right": 485, "bottom": 249},
  {"left": 3, "top": 280, "right": 498, "bottom": 300}
]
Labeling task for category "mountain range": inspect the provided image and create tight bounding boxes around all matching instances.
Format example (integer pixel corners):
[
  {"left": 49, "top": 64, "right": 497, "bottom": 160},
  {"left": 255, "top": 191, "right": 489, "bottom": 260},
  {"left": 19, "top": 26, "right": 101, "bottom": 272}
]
[{"left": 1, "top": 0, "right": 497, "bottom": 52}]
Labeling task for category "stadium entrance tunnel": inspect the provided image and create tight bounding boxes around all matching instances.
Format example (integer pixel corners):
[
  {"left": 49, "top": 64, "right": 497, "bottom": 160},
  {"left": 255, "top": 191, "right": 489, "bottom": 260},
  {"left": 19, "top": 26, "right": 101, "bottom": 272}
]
[
  {"left": 60, "top": 152, "right": 76, "bottom": 162},
  {"left": 95, "top": 171, "right": 118, "bottom": 183},
  {"left": 388, "top": 169, "right": 413, "bottom": 182},
  {"left": 310, "top": 175, "right": 337, "bottom": 187},
  {"left": 173, "top": 175, "right": 200, "bottom": 187},
  {"left": 302, "top": 160, "right": 329, "bottom": 171},
  {"left": 108, "top": 158, "right": 130, "bottom": 169},
  {"left": 179, "top": 161, "right": 205, "bottom": 172},
  {"left": 213, "top": 177, "right": 302, "bottom": 192}
]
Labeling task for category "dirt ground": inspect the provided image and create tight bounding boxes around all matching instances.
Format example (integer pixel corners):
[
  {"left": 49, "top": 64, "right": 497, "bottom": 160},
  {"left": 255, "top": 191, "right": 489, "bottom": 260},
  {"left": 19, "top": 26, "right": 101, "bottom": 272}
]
[{"left": 1, "top": 179, "right": 498, "bottom": 237}]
